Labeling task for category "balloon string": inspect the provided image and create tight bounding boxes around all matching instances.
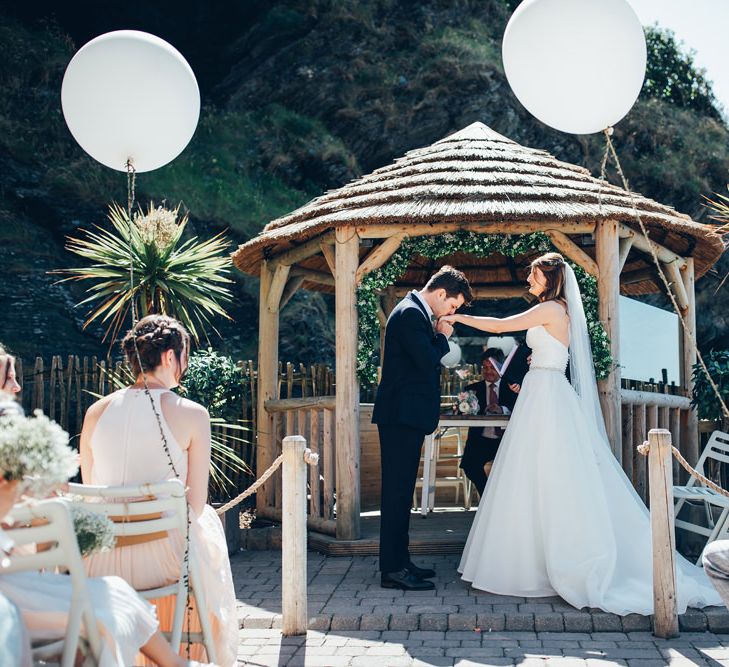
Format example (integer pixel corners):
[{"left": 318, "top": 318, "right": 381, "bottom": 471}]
[
  {"left": 124, "top": 158, "right": 193, "bottom": 657},
  {"left": 600, "top": 129, "right": 729, "bottom": 423}
]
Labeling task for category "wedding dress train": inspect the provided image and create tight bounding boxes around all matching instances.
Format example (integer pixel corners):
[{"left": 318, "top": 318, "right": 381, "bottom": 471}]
[{"left": 459, "top": 323, "right": 721, "bottom": 615}]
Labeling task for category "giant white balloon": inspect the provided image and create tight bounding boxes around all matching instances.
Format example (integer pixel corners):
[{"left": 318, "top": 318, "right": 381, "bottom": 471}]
[
  {"left": 440, "top": 341, "right": 462, "bottom": 368},
  {"left": 61, "top": 30, "right": 200, "bottom": 172},
  {"left": 502, "top": 0, "right": 646, "bottom": 135}
]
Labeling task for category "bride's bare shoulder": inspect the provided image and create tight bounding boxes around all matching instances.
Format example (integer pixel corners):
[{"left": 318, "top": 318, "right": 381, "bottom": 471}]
[{"left": 534, "top": 300, "right": 569, "bottom": 323}]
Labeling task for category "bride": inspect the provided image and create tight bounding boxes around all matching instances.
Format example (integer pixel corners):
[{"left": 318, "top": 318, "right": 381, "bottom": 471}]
[{"left": 441, "top": 252, "right": 720, "bottom": 615}]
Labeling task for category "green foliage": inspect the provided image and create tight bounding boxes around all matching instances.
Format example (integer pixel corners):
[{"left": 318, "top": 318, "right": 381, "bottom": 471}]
[
  {"left": 642, "top": 26, "right": 722, "bottom": 121},
  {"left": 183, "top": 348, "right": 245, "bottom": 422},
  {"left": 180, "top": 348, "right": 252, "bottom": 493},
  {"left": 55, "top": 203, "right": 234, "bottom": 345},
  {"left": 356, "top": 232, "right": 613, "bottom": 386},
  {"left": 691, "top": 350, "right": 729, "bottom": 422}
]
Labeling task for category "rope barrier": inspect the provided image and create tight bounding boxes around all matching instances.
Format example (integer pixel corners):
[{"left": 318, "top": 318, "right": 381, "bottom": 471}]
[
  {"left": 638, "top": 440, "right": 729, "bottom": 499},
  {"left": 214, "top": 448, "right": 320, "bottom": 516}
]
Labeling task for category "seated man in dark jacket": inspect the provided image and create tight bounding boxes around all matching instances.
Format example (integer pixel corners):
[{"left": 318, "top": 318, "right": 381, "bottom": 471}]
[{"left": 459, "top": 346, "right": 525, "bottom": 496}]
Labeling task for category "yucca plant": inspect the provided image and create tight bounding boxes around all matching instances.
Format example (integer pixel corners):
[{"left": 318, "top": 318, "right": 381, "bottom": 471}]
[
  {"left": 705, "top": 188, "right": 729, "bottom": 291},
  {"left": 55, "top": 202, "right": 234, "bottom": 345}
]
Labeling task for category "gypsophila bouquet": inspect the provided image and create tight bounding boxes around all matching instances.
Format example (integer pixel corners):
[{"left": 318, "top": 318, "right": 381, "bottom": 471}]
[
  {"left": 0, "top": 411, "right": 78, "bottom": 495},
  {"left": 70, "top": 505, "right": 116, "bottom": 557},
  {"left": 455, "top": 390, "right": 480, "bottom": 415}
]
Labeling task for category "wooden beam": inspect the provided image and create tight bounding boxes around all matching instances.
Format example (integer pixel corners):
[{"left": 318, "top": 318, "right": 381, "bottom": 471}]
[
  {"left": 620, "top": 389, "right": 690, "bottom": 410},
  {"left": 618, "top": 236, "right": 634, "bottom": 272},
  {"left": 335, "top": 226, "right": 361, "bottom": 540},
  {"left": 265, "top": 396, "right": 336, "bottom": 412},
  {"left": 279, "top": 275, "right": 306, "bottom": 310},
  {"left": 355, "top": 233, "right": 406, "bottom": 284},
  {"left": 256, "top": 261, "right": 280, "bottom": 512},
  {"left": 680, "top": 258, "right": 699, "bottom": 466},
  {"left": 393, "top": 285, "right": 529, "bottom": 299},
  {"left": 596, "top": 219, "right": 622, "bottom": 463},
  {"left": 270, "top": 232, "right": 335, "bottom": 267},
  {"left": 663, "top": 260, "right": 689, "bottom": 311},
  {"left": 320, "top": 242, "right": 336, "bottom": 278},
  {"left": 356, "top": 221, "right": 596, "bottom": 239},
  {"left": 621, "top": 268, "right": 659, "bottom": 286},
  {"left": 618, "top": 223, "right": 686, "bottom": 268},
  {"left": 545, "top": 230, "right": 599, "bottom": 277},
  {"left": 289, "top": 267, "right": 336, "bottom": 287},
  {"left": 267, "top": 264, "right": 291, "bottom": 313}
]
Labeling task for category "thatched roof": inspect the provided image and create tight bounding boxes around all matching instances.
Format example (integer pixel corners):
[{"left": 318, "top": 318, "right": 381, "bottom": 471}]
[{"left": 232, "top": 122, "right": 724, "bottom": 294}]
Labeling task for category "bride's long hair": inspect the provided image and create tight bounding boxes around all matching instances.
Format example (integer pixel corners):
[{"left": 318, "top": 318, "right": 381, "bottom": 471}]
[{"left": 531, "top": 252, "right": 567, "bottom": 306}]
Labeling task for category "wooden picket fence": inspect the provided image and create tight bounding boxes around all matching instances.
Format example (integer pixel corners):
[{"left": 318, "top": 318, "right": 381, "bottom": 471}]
[{"left": 14, "top": 355, "right": 336, "bottom": 503}]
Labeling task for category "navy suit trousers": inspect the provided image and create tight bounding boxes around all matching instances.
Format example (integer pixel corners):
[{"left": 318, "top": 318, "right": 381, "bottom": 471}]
[{"left": 378, "top": 424, "right": 426, "bottom": 573}]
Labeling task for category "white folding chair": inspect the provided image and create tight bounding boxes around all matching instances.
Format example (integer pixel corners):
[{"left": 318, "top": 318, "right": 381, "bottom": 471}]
[
  {"left": 3, "top": 498, "right": 103, "bottom": 667},
  {"left": 674, "top": 430, "right": 729, "bottom": 565},
  {"left": 67, "top": 480, "right": 217, "bottom": 663},
  {"left": 413, "top": 426, "right": 471, "bottom": 511}
]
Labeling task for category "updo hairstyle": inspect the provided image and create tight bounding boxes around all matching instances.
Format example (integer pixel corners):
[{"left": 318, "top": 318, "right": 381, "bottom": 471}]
[{"left": 121, "top": 315, "right": 190, "bottom": 376}]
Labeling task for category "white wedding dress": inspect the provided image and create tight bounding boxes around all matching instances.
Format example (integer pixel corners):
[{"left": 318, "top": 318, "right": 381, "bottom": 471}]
[{"left": 459, "top": 323, "right": 721, "bottom": 614}]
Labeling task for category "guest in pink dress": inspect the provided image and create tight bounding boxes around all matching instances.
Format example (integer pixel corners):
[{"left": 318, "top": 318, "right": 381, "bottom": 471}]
[
  {"left": 79, "top": 316, "right": 238, "bottom": 667},
  {"left": 0, "top": 350, "right": 212, "bottom": 667}
]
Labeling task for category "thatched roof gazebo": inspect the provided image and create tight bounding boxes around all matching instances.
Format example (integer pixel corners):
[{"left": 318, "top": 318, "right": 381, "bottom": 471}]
[{"left": 233, "top": 122, "right": 723, "bottom": 541}]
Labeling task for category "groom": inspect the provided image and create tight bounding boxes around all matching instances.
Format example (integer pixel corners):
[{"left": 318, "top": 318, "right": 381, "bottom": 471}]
[{"left": 373, "top": 266, "right": 473, "bottom": 590}]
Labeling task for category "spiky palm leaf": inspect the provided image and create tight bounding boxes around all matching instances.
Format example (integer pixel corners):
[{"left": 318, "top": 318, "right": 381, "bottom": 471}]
[
  {"left": 705, "top": 189, "right": 729, "bottom": 291},
  {"left": 55, "top": 202, "right": 233, "bottom": 344}
]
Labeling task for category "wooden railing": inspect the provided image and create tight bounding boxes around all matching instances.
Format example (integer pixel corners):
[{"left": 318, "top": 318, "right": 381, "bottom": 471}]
[
  {"left": 621, "top": 389, "right": 694, "bottom": 505},
  {"left": 259, "top": 396, "right": 337, "bottom": 536}
]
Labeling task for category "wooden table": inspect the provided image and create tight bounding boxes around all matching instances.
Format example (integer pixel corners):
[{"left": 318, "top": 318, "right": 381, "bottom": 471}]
[{"left": 420, "top": 414, "right": 510, "bottom": 516}]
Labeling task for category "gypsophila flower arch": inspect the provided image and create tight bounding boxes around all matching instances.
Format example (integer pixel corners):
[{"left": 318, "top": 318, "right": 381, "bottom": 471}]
[{"left": 356, "top": 231, "right": 613, "bottom": 386}]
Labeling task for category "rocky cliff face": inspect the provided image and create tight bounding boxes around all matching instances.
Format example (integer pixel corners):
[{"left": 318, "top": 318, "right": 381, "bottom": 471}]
[{"left": 1, "top": 0, "right": 727, "bottom": 363}]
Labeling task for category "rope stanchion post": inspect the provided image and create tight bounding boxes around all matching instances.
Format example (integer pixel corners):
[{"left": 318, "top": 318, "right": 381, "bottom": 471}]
[
  {"left": 282, "top": 435, "right": 309, "bottom": 636},
  {"left": 644, "top": 428, "right": 679, "bottom": 638}
]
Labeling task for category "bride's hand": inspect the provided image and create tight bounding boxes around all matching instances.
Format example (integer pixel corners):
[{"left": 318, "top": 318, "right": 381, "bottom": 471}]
[{"left": 440, "top": 314, "right": 459, "bottom": 325}]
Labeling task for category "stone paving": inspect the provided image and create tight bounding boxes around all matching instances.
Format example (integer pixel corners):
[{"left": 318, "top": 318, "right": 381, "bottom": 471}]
[
  {"left": 236, "top": 627, "right": 729, "bottom": 666},
  {"left": 231, "top": 551, "right": 729, "bottom": 635}
]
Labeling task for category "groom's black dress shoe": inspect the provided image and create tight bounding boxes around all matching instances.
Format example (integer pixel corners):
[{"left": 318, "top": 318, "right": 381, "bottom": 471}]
[
  {"left": 381, "top": 568, "right": 435, "bottom": 590},
  {"left": 407, "top": 561, "right": 436, "bottom": 579}
]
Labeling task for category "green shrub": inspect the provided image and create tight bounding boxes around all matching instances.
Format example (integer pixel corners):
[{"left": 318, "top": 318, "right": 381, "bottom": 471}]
[
  {"left": 184, "top": 348, "right": 245, "bottom": 422},
  {"left": 692, "top": 350, "right": 729, "bottom": 422}
]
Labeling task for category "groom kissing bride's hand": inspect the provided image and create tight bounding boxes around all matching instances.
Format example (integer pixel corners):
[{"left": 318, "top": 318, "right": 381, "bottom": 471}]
[{"left": 372, "top": 265, "right": 472, "bottom": 591}]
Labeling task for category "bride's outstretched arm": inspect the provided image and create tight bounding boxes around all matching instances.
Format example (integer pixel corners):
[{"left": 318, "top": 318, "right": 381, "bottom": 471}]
[{"left": 442, "top": 302, "right": 558, "bottom": 333}]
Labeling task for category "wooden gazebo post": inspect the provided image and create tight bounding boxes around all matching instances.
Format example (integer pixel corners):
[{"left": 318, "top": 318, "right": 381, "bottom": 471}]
[
  {"left": 256, "top": 260, "right": 280, "bottom": 512},
  {"left": 596, "top": 219, "right": 622, "bottom": 461},
  {"left": 335, "top": 227, "right": 361, "bottom": 539},
  {"left": 680, "top": 257, "right": 699, "bottom": 465}
]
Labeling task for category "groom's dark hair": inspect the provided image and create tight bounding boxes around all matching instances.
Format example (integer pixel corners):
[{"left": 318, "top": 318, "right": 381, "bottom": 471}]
[{"left": 424, "top": 265, "right": 473, "bottom": 304}]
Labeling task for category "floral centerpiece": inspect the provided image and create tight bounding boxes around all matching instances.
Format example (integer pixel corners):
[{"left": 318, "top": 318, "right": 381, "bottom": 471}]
[
  {"left": 454, "top": 390, "right": 480, "bottom": 416},
  {"left": 0, "top": 410, "right": 78, "bottom": 495}
]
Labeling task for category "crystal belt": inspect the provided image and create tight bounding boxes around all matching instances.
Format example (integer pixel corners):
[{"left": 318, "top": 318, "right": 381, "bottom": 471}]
[{"left": 529, "top": 365, "right": 564, "bottom": 372}]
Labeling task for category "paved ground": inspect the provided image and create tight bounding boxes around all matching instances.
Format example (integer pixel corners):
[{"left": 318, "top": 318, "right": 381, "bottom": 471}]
[
  {"left": 231, "top": 552, "right": 729, "bottom": 635},
  {"left": 237, "top": 628, "right": 729, "bottom": 666}
]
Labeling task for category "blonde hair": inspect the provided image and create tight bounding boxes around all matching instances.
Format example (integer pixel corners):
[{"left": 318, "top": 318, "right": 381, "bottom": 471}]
[{"left": 531, "top": 252, "right": 567, "bottom": 305}]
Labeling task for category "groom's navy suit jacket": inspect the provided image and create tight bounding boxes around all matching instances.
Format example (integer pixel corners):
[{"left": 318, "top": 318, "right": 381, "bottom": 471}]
[{"left": 372, "top": 292, "right": 450, "bottom": 434}]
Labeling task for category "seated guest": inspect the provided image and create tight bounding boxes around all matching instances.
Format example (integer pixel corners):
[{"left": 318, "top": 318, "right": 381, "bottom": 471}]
[
  {"left": 703, "top": 540, "right": 729, "bottom": 608},
  {"left": 0, "top": 363, "right": 212, "bottom": 667},
  {"left": 80, "top": 315, "right": 237, "bottom": 667},
  {"left": 459, "top": 348, "right": 522, "bottom": 496}
]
